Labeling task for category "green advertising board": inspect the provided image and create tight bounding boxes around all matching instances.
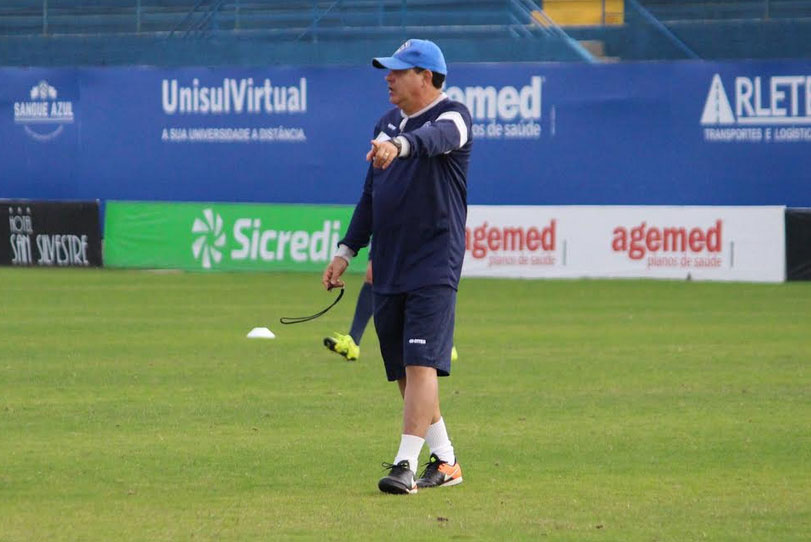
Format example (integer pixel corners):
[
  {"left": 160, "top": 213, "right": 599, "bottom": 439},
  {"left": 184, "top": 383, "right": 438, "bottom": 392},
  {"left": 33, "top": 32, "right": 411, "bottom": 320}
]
[{"left": 104, "top": 201, "right": 368, "bottom": 272}]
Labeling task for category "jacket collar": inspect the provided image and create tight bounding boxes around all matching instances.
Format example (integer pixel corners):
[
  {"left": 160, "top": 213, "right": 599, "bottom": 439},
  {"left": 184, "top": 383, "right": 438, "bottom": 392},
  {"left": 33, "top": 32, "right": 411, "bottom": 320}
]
[{"left": 400, "top": 92, "right": 448, "bottom": 120}]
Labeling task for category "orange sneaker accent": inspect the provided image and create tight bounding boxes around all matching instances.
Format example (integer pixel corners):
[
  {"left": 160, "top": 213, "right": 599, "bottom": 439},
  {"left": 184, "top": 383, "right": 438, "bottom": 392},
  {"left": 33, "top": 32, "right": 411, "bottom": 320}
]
[
  {"left": 416, "top": 454, "right": 464, "bottom": 488},
  {"left": 438, "top": 462, "right": 462, "bottom": 482}
]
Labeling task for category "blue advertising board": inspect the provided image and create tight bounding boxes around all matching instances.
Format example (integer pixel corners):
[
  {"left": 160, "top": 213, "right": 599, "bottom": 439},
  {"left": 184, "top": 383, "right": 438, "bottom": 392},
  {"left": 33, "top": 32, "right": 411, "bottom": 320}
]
[{"left": 1, "top": 60, "right": 810, "bottom": 207}]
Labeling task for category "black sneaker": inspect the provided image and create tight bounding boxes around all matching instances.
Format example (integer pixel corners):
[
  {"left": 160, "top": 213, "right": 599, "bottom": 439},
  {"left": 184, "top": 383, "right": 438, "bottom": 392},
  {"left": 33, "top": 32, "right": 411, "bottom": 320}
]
[
  {"left": 378, "top": 460, "right": 417, "bottom": 494},
  {"left": 416, "top": 453, "right": 463, "bottom": 489}
]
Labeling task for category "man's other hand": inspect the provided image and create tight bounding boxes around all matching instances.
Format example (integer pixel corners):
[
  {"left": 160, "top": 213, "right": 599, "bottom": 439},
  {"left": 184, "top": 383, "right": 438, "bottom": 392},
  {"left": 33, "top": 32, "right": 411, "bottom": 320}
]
[{"left": 322, "top": 256, "right": 349, "bottom": 290}]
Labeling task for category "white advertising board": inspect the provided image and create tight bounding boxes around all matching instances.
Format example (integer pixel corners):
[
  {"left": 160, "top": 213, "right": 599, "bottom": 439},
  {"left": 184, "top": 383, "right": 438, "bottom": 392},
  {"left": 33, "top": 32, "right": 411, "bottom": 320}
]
[{"left": 463, "top": 206, "right": 785, "bottom": 282}]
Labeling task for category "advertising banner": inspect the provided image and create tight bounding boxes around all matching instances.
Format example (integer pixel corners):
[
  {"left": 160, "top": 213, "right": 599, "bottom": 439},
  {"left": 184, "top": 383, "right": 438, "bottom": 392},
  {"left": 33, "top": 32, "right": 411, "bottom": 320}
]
[
  {"left": 1, "top": 61, "right": 810, "bottom": 208},
  {"left": 785, "top": 209, "right": 811, "bottom": 280},
  {"left": 1, "top": 200, "right": 101, "bottom": 267},
  {"left": 463, "top": 205, "right": 785, "bottom": 282},
  {"left": 106, "top": 201, "right": 785, "bottom": 282},
  {"left": 103, "top": 201, "right": 368, "bottom": 272}
]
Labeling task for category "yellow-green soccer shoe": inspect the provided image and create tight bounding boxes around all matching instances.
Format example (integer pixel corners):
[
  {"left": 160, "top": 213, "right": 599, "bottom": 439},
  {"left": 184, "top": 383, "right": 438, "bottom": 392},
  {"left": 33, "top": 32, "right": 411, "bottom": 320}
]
[{"left": 323, "top": 333, "right": 360, "bottom": 361}]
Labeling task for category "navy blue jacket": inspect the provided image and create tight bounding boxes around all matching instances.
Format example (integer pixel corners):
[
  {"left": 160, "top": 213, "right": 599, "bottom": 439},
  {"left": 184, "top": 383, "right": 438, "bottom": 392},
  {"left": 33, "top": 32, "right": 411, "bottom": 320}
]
[{"left": 340, "top": 95, "right": 473, "bottom": 294}]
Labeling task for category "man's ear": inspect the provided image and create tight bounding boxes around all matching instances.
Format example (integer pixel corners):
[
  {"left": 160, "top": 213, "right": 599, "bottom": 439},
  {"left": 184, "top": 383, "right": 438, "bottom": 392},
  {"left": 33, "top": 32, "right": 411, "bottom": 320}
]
[{"left": 423, "top": 69, "right": 433, "bottom": 86}]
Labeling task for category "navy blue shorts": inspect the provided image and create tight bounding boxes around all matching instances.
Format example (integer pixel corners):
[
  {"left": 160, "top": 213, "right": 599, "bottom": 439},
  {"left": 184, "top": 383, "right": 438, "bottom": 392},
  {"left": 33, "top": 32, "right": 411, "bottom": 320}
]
[{"left": 373, "top": 285, "right": 456, "bottom": 382}]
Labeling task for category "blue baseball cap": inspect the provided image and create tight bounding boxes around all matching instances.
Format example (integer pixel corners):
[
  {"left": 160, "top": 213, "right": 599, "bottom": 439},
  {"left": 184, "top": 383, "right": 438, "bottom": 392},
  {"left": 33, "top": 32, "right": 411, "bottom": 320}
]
[{"left": 372, "top": 39, "right": 447, "bottom": 75}]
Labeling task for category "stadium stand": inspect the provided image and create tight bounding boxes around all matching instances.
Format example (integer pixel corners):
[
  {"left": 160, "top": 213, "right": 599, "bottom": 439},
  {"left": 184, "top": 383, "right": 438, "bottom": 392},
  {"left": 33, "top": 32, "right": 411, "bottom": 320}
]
[
  {"left": 567, "top": 0, "right": 811, "bottom": 60},
  {"left": 0, "top": 1, "right": 594, "bottom": 65},
  {"left": 0, "top": 1, "right": 810, "bottom": 65},
  {"left": 541, "top": 0, "right": 624, "bottom": 26},
  {"left": 640, "top": 0, "right": 811, "bottom": 21},
  {"left": 637, "top": 0, "right": 811, "bottom": 59}
]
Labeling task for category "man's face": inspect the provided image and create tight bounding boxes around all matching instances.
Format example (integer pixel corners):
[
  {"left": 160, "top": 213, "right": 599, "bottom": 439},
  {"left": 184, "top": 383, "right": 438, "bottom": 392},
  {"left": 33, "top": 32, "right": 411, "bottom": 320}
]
[{"left": 385, "top": 68, "right": 427, "bottom": 111}]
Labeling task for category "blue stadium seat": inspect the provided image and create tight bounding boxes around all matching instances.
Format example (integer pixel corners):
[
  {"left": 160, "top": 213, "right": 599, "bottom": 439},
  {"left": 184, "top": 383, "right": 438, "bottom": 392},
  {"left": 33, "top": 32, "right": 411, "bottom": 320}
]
[
  {"left": 0, "top": 0, "right": 596, "bottom": 65},
  {"left": 639, "top": 0, "right": 811, "bottom": 21},
  {"left": 0, "top": 1, "right": 526, "bottom": 35},
  {"left": 5, "top": 0, "right": 809, "bottom": 65}
]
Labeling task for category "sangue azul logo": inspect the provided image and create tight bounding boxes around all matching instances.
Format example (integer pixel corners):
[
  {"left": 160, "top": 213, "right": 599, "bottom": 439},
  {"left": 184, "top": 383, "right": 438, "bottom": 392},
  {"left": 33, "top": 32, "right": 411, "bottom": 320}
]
[
  {"left": 189, "top": 208, "right": 343, "bottom": 269},
  {"left": 13, "top": 80, "right": 75, "bottom": 142},
  {"left": 191, "top": 209, "right": 226, "bottom": 269}
]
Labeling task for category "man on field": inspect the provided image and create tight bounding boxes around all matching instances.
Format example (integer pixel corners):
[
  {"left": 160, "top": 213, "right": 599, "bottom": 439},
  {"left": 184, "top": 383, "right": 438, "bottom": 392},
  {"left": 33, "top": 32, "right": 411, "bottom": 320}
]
[{"left": 322, "top": 39, "right": 472, "bottom": 494}]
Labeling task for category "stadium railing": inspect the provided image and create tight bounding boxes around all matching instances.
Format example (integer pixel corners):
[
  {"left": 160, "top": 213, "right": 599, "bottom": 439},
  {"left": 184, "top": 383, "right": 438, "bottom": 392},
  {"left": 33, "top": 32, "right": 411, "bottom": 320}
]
[
  {"left": 638, "top": 0, "right": 811, "bottom": 22},
  {"left": 0, "top": 1, "right": 581, "bottom": 37},
  {"left": 0, "top": 0, "right": 596, "bottom": 65},
  {"left": 563, "top": 0, "right": 811, "bottom": 61},
  {"left": 4, "top": 0, "right": 809, "bottom": 65}
]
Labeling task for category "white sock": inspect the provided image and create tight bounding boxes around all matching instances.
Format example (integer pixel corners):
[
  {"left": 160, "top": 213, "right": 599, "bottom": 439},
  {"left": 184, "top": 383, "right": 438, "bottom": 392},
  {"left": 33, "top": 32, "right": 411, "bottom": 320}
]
[
  {"left": 425, "top": 417, "right": 455, "bottom": 464},
  {"left": 393, "top": 434, "right": 424, "bottom": 475}
]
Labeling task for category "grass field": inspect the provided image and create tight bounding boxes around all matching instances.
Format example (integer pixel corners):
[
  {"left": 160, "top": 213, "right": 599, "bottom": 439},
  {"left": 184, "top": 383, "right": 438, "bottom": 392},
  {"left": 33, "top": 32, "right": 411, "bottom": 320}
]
[{"left": 1, "top": 268, "right": 810, "bottom": 541}]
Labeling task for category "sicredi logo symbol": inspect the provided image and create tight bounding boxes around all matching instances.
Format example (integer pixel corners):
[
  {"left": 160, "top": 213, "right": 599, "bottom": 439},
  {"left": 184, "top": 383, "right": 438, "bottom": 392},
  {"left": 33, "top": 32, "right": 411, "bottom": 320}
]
[
  {"left": 191, "top": 209, "right": 226, "bottom": 269},
  {"left": 13, "top": 80, "right": 75, "bottom": 141},
  {"left": 701, "top": 73, "right": 811, "bottom": 142}
]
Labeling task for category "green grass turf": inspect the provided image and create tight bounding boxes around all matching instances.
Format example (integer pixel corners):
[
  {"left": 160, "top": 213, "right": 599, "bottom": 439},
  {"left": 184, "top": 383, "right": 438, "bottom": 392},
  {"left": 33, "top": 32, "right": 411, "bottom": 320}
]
[{"left": 1, "top": 268, "right": 809, "bottom": 541}]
